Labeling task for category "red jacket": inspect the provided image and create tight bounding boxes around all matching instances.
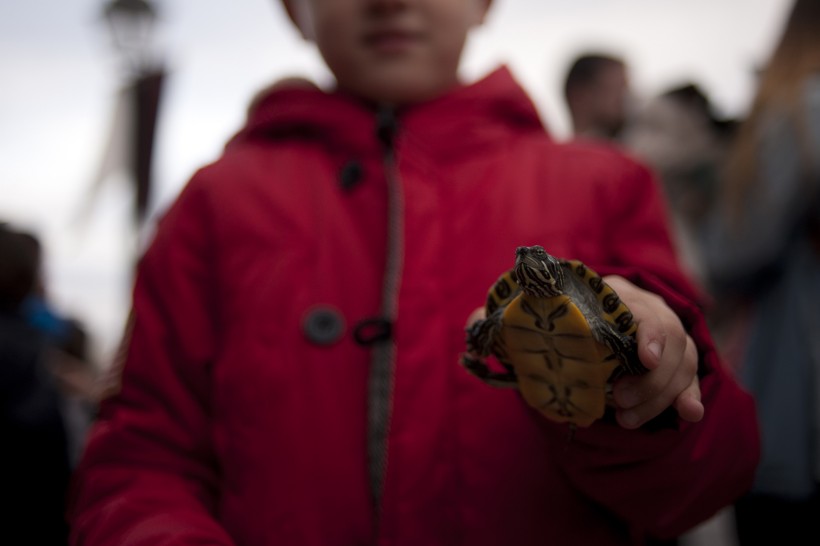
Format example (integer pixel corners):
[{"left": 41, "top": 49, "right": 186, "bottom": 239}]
[{"left": 69, "top": 67, "right": 758, "bottom": 546}]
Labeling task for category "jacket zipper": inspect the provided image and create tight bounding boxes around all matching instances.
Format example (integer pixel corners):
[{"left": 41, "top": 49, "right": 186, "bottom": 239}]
[{"left": 367, "top": 105, "right": 404, "bottom": 527}]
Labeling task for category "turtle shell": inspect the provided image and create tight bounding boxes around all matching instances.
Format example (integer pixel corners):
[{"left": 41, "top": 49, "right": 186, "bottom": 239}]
[{"left": 462, "top": 245, "right": 646, "bottom": 428}]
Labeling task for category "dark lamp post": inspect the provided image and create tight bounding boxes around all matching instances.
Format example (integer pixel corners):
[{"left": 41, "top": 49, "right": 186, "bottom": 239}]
[
  {"left": 100, "top": 0, "right": 164, "bottom": 227},
  {"left": 103, "top": 0, "right": 159, "bottom": 74}
]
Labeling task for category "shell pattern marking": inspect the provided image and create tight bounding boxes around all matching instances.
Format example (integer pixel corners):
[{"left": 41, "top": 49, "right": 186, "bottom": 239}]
[{"left": 461, "top": 245, "right": 645, "bottom": 428}]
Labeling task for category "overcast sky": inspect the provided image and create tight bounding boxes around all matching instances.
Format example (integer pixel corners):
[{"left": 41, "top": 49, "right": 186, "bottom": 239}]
[{"left": 0, "top": 0, "right": 794, "bottom": 362}]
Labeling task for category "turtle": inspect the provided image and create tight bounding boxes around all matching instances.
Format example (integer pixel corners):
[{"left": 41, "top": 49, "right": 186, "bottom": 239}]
[{"left": 460, "top": 245, "right": 648, "bottom": 429}]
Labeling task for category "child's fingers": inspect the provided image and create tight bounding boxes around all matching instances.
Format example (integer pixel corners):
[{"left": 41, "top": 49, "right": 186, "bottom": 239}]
[
  {"left": 466, "top": 306, "right": 485, "bottom": 328},
  {"left": 674, "top": 376, "right": 705, "bottom": 423},
  {"left": 673, "top": 335, "right": 704, "bottom": 422},
  {"left": 615, "top": 333, "right": 700, "bottom": 428}
]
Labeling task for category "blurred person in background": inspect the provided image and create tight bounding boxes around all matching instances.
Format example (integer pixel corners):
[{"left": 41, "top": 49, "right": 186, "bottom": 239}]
[
  {"left": 563, "top": 52, "right": 632, "bottom": 141},
  {"left": 624, "top": 83, "right": 738, "bottom": 288},
  {"left": 701, "top": 0, "right": 820, "bottom": 543},
  {"left": 0, "top": 222, "right": 71, "bottom": 545},
  {"left": 16, "top": 235, "right": 100, "bottom": 468}
]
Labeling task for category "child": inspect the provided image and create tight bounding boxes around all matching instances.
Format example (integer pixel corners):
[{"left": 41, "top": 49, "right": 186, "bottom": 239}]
[{"left": 68, "top": 1, "right": 759, "bottom": 545}]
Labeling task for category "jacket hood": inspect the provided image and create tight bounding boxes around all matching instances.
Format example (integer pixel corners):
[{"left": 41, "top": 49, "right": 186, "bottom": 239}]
[{"left": 228, "top": 66, "right": 548, "bottom": 162}]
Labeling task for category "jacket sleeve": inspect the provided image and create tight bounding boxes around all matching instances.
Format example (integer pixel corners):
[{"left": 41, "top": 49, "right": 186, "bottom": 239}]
[
  {"left": 546, "top": 157, "right": 760, "bottom": 540},
  {"left": 68, "top": 174, "right": 236, "bottom": 546},
  {"left": 601, "top": 153, "right": 705, "bottom": 303}
]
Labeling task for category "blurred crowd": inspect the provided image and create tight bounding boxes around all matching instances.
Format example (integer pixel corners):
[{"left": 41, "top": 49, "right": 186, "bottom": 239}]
[
  {"left": 2, "top": 0, "right": 819, "bottom": 544},
  {"left": 563, "top": 0, "right": 820, "bottom": 543}
]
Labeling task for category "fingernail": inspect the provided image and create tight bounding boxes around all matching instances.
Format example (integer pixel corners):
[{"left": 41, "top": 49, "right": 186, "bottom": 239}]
[
  {"left": 648, "top": 341, "right": 662, "bottom": 361},
  {"left": 618, "top": 388, "right": 639, "bottom": 408},
  {"left": 621, "top": 411, "right": 639, "bottom": 428}
]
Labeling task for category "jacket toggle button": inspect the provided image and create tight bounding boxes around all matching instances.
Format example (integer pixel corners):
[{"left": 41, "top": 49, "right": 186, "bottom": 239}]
[
  {"left": 338, "top": 160, "right": 363, "bottom": 191},
  {"left": 302, "top": 305, "right": 345, "bottom": 346}
]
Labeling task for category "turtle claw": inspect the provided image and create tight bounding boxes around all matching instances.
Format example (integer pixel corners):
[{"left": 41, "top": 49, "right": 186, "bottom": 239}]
[
  {"left": 465, "top": 318, "right": 492, "bottom": 356},
  {"left": 460, "top": 353, "right": 519, "bottom": 388},
  {"left": 566, "top": 423, "right": 577, "bottom": 443}
]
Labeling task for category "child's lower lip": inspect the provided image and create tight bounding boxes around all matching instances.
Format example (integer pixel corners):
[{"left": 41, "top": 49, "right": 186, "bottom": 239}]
[{"left": 366, "top": 33, "right": 418, "bottom": 54}]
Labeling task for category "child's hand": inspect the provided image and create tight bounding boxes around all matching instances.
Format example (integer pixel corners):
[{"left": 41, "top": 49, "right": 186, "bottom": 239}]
[{"left": 603, "top": 276, "right": 705, "bottom": 429}]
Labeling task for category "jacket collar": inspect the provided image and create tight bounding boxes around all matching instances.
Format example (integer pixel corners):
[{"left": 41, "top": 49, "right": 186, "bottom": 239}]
[{"left": 228, "top": 66, "right": 548, "bottom": 162}]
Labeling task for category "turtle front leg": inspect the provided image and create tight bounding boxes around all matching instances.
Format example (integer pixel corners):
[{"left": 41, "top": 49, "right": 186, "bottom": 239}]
[
  {"left": 459, "top": 353, "right": 519, "bottom": 388},
  {"left": 464, "top": 315, "right": 494, "bottom": 356},
  {"left": 461, "top": 317, "right": 519, "bottom": 388},
  {"left": 593, "top": 317, "right": 647, "bottom": 376}
]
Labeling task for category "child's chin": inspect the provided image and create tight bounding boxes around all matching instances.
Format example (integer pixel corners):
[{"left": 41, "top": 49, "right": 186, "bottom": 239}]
[
  {"left": 332, "top": 59, "right": 461, "bottom": 106},
  {"left": 359, "top": 81, "right": 456, "bottom": 106}
]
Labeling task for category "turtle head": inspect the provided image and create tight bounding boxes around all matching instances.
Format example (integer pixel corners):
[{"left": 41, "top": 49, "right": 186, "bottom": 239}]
[{"left": 513, "top": 246, "right": 565, "bottom": 297}]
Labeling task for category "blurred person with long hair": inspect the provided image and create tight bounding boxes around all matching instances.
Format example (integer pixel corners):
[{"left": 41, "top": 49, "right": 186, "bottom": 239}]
[{"left": 702, "top": 0, "right": 820, "bottom": 543}]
